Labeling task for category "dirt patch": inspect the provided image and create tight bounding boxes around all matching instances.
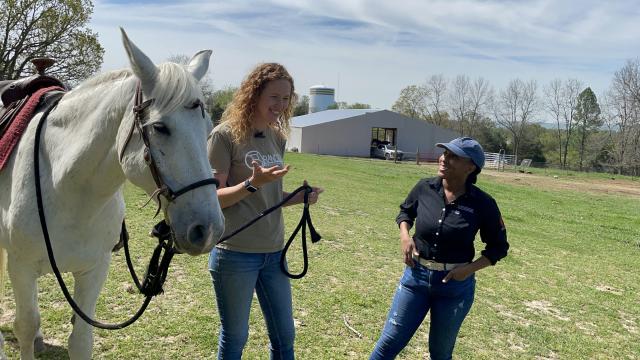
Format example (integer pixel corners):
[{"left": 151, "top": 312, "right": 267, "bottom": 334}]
[
  {"left": 524, "top": 300, "right": 570, "bottom": 321},
  {"left": 482, "top": 169, "right": 640, "bottom": 198}
]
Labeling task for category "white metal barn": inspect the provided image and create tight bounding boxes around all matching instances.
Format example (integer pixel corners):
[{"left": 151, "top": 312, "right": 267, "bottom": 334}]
[{"left": 286, "top": 109, "right": 460, "bottom": 158}]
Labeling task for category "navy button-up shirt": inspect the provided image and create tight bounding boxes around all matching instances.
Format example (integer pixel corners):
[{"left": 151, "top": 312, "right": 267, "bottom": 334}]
[{"left": 396, "top": 177, "right": 509, "bottom": 265}]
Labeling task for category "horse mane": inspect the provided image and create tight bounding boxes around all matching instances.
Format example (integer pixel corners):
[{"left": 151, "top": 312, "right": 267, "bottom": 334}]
[{"left": 69, "top": 62, "right": 202, "bottom": 117}]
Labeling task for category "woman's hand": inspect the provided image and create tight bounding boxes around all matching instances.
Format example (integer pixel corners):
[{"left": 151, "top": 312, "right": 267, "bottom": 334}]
[
  {"left": 250, "top": 161, "right": 290, "bottom": 187},
  {"left": 303, "top": 180, "right": 323, "bottom": 205},
  {"left": 401, "top": 234, "right": 418, "bottom": 267},
  {"left": 442, "top": 266, "right": 473, "bottom": 283}
]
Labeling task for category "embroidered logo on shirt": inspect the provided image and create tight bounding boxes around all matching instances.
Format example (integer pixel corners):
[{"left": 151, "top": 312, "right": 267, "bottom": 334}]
[
  {"left": 244, "top": 150, "right": 284, "bottom": 169},
  {"left": 456, "top": 205, "right": 475, "bottom": 214}
]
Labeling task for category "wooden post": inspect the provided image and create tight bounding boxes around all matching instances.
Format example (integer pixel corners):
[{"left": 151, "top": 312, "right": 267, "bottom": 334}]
[
  {"left": 393, "top": 145, "right": 397, "bottom": 164},
  {"left": 416, "top": 146, "right": 420, "bottom": 165}
]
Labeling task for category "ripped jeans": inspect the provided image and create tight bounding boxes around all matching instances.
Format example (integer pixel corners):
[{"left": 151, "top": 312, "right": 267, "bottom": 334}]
[{"left": 370, "top": 264, "right": 475, "bottom": 360}]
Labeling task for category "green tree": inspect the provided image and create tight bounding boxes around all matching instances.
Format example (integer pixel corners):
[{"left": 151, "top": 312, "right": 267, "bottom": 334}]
[
  {"left": 327, "top": 101, "right": 371, "bottom": 110},
  {"left": 573, "top": 87, "right": 602, "bottom": 170},
  {"left": 0, "top": 0, "right": 104, "bottom": 84},
  {"left": 391, "top": 84, "right": 428, "bottom": 119},
  {"left": 206, "top": 86, "right": 236, "bottom": 125},
  {"left": 293, "top": 94, "right": 309, "bottom": 116}
]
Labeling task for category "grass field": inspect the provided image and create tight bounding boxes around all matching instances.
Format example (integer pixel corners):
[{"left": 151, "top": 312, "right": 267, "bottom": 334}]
[{"left": 2, "top": 152, "right": 640, "bottom": 359}]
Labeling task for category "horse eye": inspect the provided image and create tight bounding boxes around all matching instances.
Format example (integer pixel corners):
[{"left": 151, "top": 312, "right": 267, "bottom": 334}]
[
  {"left": 187, "top": 99, "right": 202, "bottom": 110},
  {"left": 152, "top": 123, "right": 171, "bottom": 136}
]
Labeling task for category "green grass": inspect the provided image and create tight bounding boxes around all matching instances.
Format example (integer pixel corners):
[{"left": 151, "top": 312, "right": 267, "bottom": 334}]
[{"left": 2, "top": 152, "right": 640, "bottom": 359}]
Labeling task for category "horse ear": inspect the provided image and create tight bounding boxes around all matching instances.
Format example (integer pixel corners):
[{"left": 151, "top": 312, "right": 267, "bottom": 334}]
[
  {"left": 187, "top": 50, "right": 212, "bottom": 82},
  {"left": 120, "top": 28, "right": 158, "bottom": 93}
]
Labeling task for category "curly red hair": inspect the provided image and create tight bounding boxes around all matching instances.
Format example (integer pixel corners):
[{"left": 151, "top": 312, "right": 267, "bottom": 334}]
[{"left": 222, "top": 63, "right": 297, "bottom": 144}]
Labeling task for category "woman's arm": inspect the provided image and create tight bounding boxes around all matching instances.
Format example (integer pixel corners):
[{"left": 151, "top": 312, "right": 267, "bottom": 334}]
[{"left": 215, "top": 161, "right": 290, "bottom": 209}]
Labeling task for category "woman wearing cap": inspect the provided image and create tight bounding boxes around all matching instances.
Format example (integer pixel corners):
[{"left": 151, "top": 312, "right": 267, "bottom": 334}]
[{"left": 370, "top": 137, "right": 509, "bottom": 360}]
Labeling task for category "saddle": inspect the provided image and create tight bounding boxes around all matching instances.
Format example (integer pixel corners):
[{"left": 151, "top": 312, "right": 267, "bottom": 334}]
[{"left": 0, "top": 75, "right": 66, "bottom": 142}]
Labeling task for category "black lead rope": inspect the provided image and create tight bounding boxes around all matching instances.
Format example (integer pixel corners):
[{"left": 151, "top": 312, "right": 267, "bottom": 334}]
[
  {"left": 34, "top": 97, "right": 170, "bottom": 330},
  {"left": 218, "top": 184, "right": 322, "bottom": 278}
]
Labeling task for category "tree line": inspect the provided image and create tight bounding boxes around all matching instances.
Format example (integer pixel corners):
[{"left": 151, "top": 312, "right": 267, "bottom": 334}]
[{"left": 391, "top": 70, "right": 640, "bottom": 176}]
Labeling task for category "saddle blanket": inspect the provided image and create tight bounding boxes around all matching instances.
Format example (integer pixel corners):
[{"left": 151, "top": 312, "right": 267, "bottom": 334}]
[{"left": 0, "top": 85, "right": 64, "bottom": 171}]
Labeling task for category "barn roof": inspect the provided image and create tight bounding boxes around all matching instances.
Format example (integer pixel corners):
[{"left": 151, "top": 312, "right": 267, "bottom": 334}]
[{"left": 291, "top": 109, "right": 383, "bottom": 127}]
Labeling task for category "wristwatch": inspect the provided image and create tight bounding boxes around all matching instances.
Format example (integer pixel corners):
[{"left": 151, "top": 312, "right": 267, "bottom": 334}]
[{"left": 243, "top": 179, "right": 258, "bottom": 193}]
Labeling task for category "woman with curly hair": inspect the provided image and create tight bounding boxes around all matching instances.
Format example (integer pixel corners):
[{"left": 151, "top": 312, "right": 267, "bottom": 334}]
[{"left": 207, "top": 63, "right": 323, "bottom": 359}]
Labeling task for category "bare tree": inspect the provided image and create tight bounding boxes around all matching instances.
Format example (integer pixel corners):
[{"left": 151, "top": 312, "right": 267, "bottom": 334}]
[
  {"left": 467, "top": 77, "right": 492, "bottom": 138},
  {"left": 424, "top": 74, "right": 448, "bottom": 126},
  {"left": 606, "top": 60, "right": 640, "bottom": 175},
  {"left": 492, "top": 79, "right": 538, "bottom": 166},
  {"left": 449, "top": 75, "right": 470, "bottom": 135},
  {"left": 543, "top": 78, "right": 582, "bottom": 168}
]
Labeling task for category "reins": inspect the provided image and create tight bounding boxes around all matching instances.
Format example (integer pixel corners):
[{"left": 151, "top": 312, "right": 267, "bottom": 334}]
[
  {"left": 34, "top": 95, "right": 156, "bottom": 329},
  {"left": 33, "top": 82, "right": 321, "bottom": 330},
  {"left": 33, "top": 83, "right": 218, "bottom": 329}
]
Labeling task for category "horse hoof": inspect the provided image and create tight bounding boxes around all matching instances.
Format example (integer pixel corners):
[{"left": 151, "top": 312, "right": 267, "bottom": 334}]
[{"left": 34, "top": 333, "right": 46, "bottom": 353}]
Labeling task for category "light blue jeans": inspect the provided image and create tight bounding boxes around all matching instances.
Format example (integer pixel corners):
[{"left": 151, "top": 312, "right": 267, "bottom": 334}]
[
  {"left": 209, "top": 248, "right": 295, "bottom": 360},
  {"left": 370, "top": 264, "right": 475, "bottom": 360}
]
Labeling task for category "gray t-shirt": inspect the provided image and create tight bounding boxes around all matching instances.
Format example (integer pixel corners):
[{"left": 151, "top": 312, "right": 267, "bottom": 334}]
[{"left": 207, "top": 123, "right": 286, "bottom": 253}]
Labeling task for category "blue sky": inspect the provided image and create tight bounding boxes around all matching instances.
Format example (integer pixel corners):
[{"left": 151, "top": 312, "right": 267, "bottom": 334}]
[{"left": 91, "top": 0, "right": 640, "bottom": 110}]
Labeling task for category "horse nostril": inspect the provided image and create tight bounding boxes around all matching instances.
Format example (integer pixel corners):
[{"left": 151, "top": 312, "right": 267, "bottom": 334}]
[{"left": 187, "top": 224, "right": 206, "bottom": 245}]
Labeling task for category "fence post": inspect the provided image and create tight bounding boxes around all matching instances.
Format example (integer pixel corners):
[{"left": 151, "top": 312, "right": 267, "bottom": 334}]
[
  {"left": 393, "top": 145, "right": 397, "bottom": 164},
  {"left": 416, "top": 146, "right": 420, "bottom": 165}
]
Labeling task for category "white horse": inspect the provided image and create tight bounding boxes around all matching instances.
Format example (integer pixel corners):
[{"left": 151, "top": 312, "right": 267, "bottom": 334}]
[{"left": 0, "top": 29, "right": 224, "bottom": 359}]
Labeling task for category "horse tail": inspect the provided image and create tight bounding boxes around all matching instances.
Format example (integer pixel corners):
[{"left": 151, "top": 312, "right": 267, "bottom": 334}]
[{"left": 0, "top": 247, "right": 6, "bottom": 299}]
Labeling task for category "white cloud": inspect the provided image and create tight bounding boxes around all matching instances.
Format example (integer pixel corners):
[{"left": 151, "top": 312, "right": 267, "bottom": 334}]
[{"left": 91, "top": 0, "right": 640, "bottom": 108}]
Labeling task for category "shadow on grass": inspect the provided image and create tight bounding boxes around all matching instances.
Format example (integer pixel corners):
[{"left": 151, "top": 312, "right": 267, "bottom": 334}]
[{"left": 1, "top": 325, "right": 69, "bottom": 359}]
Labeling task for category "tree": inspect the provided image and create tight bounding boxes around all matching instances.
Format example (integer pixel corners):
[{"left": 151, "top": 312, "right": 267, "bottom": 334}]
[
  {"left": 206, "top": 86, "right": 236, "bottom": 125},
  {"left": 392, "top": 84, "right": 428, "bottom": 120},
  {"left": 424, "top": 74, "right": 448, "bottom": 126},
  {"left": 467, "top": 77, "right": 492, "bottom": 138},
  {"left": 0, "top": 0, "right": 104, "bottom": 84},
  {"left": 293, "top": 94, "right": 309, "bottom": 116},
  {"left": 449, "top": 75, "right": 470, "bottom": 135},
  {"left": 543, "top": 78, "right": 582, "bottom": 169},
  {"left": 327, "top": 101, "right": 371, "bottom": 110},
  {"left": 573, "top": 87, "right": 602, "bottom": 170},
  {"left": 491, "top": 79, "right": 538, "bottom": 167},
  {"left": 605, "top": 60, "right": 640, "bottom": 175}
]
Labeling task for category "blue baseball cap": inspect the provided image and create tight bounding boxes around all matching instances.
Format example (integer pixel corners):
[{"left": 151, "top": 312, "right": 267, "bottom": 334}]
[{"left": 436, "top": 137, "right": 485, "bottom": 170}]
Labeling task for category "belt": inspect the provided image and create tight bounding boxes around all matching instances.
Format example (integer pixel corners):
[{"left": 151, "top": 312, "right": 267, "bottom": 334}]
[{"left": 413, "top": 257, "right": 468, "bottom": 271}]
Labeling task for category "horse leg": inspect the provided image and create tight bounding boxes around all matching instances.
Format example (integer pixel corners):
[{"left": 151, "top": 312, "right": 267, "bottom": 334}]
[
  {"left": 67, "top": 257, "right": 110, "bottom": 360},
  {"left": 7, "top": 259, "right": 40, "bottom": 360}
]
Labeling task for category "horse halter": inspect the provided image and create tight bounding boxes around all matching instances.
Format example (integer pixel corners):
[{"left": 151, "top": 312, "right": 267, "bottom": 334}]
[{"left": 118, "top": 82, "right": 219, "bottom": 216}]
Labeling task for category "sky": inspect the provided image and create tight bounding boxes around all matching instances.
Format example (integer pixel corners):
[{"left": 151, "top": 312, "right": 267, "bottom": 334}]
[{"left": 90, "top": 0, "right": 640, "bottom": 110}]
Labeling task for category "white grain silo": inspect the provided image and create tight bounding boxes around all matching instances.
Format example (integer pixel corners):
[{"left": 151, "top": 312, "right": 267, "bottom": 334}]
[{"left": 309, "top": 85, "right": 335, "bottom": 113}]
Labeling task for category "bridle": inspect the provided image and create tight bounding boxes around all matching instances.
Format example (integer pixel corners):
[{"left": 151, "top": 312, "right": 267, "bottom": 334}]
[{"left": 118, "top": 82, "right": 219, "bottom": 218}]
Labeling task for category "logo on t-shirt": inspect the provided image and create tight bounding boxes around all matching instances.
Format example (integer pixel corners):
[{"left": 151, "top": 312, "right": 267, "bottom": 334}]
[{"left": 245, "top": 150, "right": 284, "bottom": 169}]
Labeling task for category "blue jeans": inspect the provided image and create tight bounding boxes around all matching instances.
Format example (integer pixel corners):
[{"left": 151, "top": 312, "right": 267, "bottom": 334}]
[
  {"left": 370, "top": 264, "right": 475, "bottom": 360},
  {"left": 209, "top": 248, "right": 295, "bottom": 360}
]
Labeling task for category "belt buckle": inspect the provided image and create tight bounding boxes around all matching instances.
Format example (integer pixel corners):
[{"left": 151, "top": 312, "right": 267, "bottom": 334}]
[{"left": 422, "top": 259, "right": 438, "bottom": 270}]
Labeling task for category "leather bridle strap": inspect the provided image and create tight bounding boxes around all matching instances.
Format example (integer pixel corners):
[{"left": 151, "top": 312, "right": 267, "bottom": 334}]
[{"left": 118, "top": 82, "right": 219, "bottom": 215}]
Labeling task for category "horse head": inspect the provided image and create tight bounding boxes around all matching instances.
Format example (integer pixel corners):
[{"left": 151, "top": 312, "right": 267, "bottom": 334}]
[{"left": 117, "top": 29, "right": 224, "bottom": 255}]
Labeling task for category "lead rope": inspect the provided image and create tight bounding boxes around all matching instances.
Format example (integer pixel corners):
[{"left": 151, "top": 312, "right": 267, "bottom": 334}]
[{"left": 149, "top": 184, "right": 322, "bottom": 279}]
